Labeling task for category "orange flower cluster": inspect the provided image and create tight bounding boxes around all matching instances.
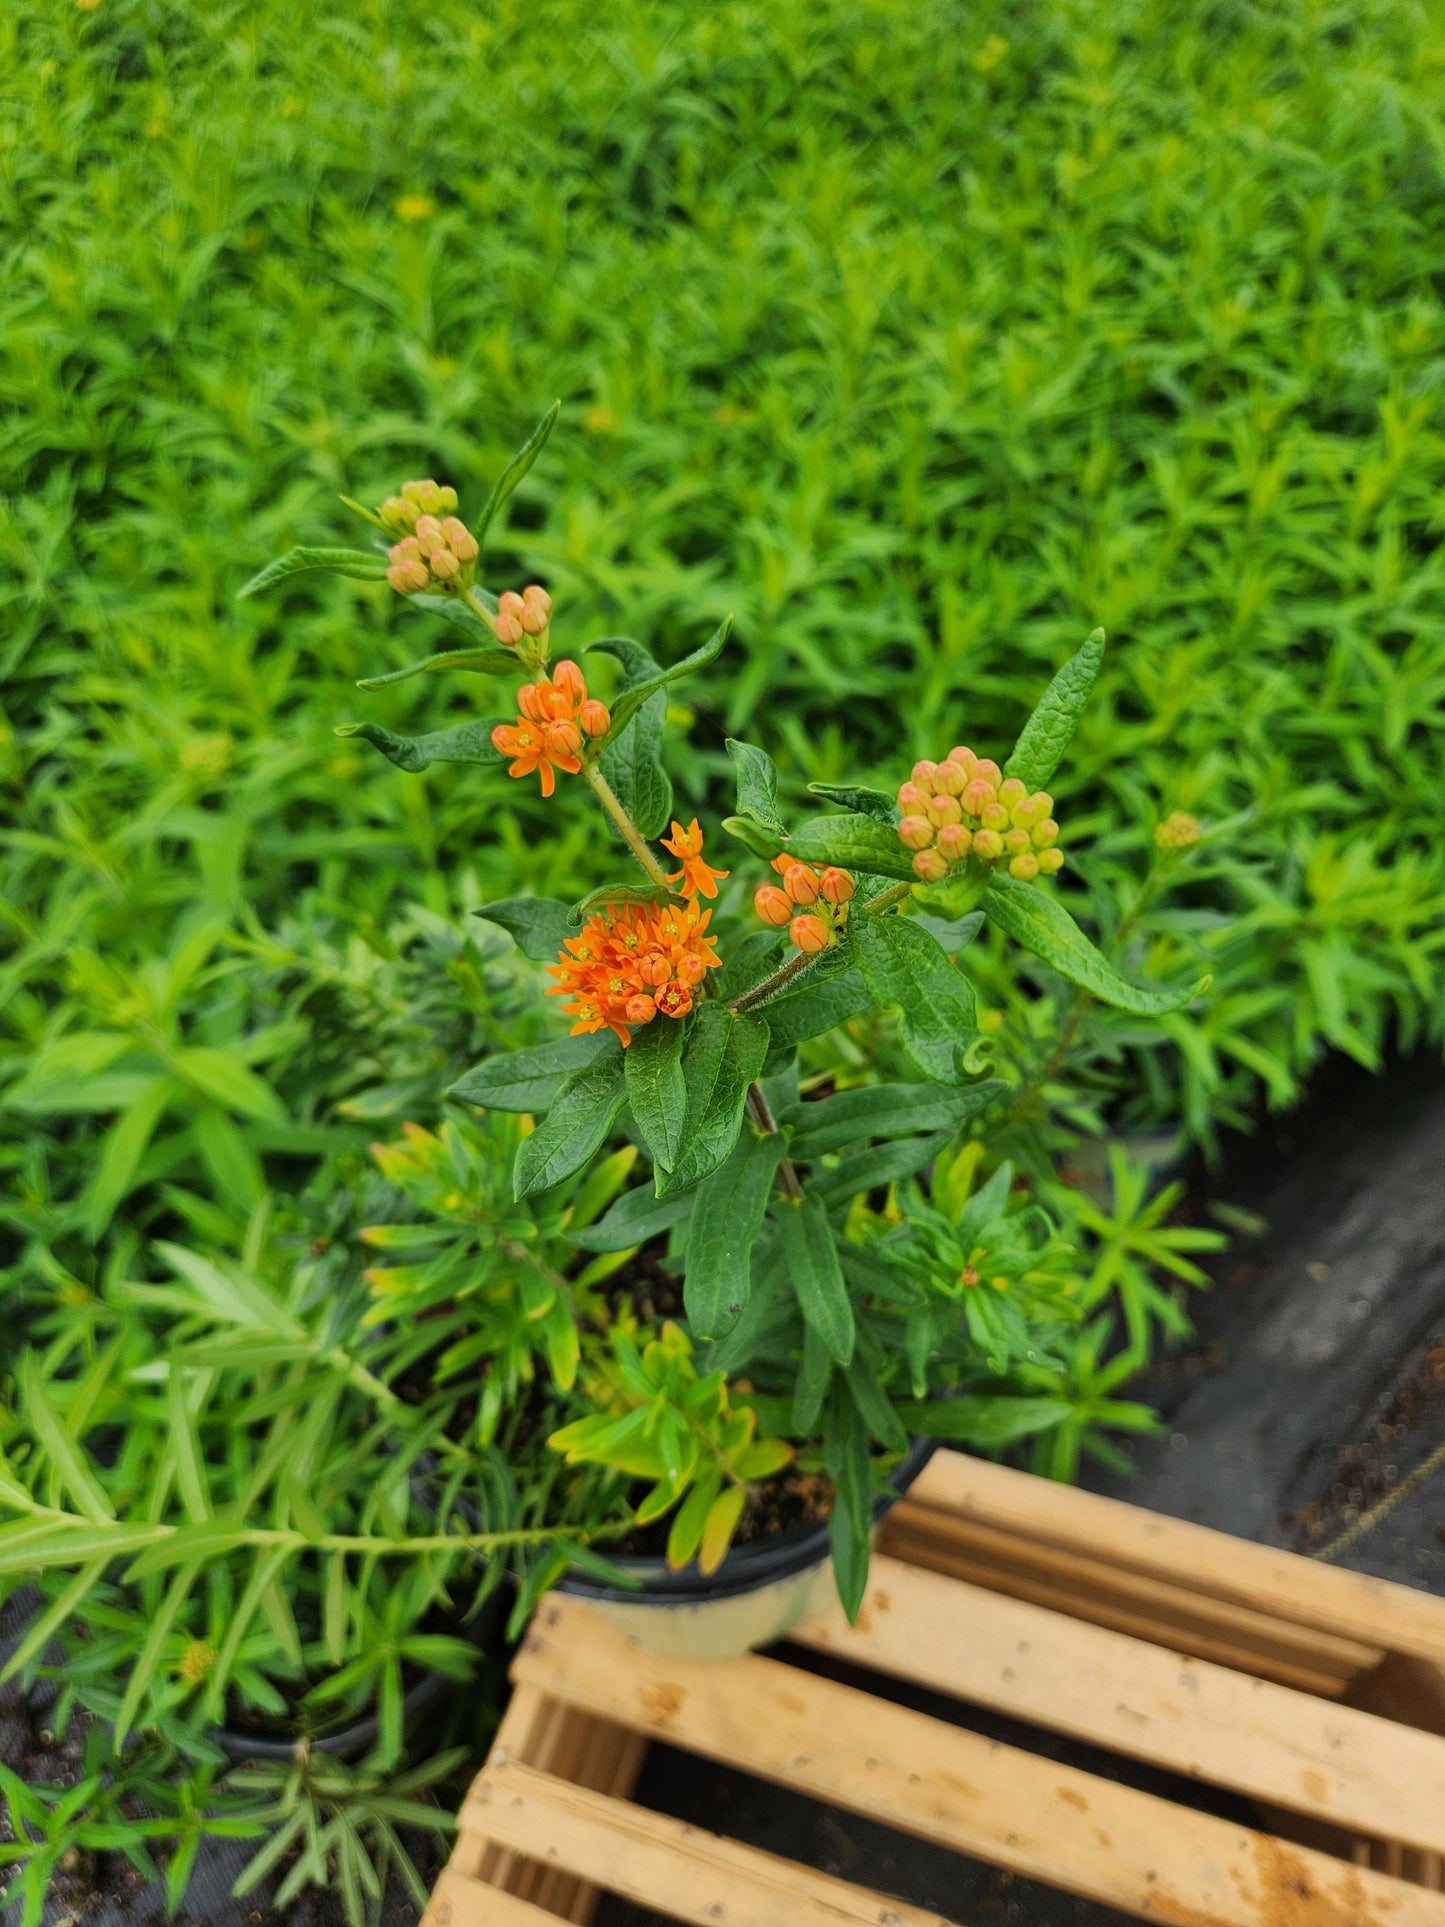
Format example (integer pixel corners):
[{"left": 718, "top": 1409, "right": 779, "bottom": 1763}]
[
  {"left": 662, "top": 819, "right": 729, "bottom": 899},
  {"left": 896, "top": 747, "right": 1064, "bottom": 884},
  {"left": 548, "top": 898, "right": 722, "bottom": 1046},
  {"left": 491, "top": 660, "right": 611, "bottom": 797},
  {"left": 379, "top": 481, "right": 481, "bottom": 595},
  {"left": 754, "top": 856, "right": 855, "bottom": 954}
]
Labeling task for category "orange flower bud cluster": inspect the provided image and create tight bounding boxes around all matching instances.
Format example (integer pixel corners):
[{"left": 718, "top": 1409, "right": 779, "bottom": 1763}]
[
  {"left": 754, "top": 856, "right": 855, "bottom": 954},
  {"left": 1154, "top": 811, "right": 1201, "bottom": 852},
  {"left": 897, "top": 748, "right": 1064, "bottom": 885},
  {"left": 490, "top": 659, "right": 611, "bottom": 797},
  {"left": 378, "top": 478, "right": 459, "bottom": 532},
  {"left": 547, "top": 898, "right": 722, "bottom": 1046},
  {"left": 494, "top": 584, "right": 553, "bottom": 649},
  {"left": 386, "top": 510, "right": 480, "bottom": 596}
]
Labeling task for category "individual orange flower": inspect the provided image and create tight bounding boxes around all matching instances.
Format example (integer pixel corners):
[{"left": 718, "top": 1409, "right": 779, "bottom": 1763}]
[
  {"left": 547, "top": 897, "right": 723, "bottom": 1045},
  {"left": 661, "top": 819, "right": 729, "bottom": 899},
  {"left": 491, "top": 661, "right": 610, "bottom": 797}
]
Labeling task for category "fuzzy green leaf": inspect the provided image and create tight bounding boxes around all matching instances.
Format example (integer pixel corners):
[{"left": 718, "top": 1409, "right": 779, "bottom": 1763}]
[
  {"left": 513, "top": 1050, "right": 627, "bottom": 1198},
  {"left": 334, "top": 718, "right": 509, "bottom": 772},
  {"left": 570, "top": 881, "right": 680, "bottom": 924},
  {"left": 785, "top": 814, "right": 915, "bottom": 880},
  {"left": 589, "top": 637, "right": 675, "bottom": 838},
  {"left": 806, "top": 783, "right": 898, "bottom": 825},
  {"left": 776, "top": 1194, "right": 855, "bottom": 1365},
  {"left": 625, "top": 1015, "right": 689, "bottom": 1172},
  {"left": 237, "top": 546, "right": 388, "bottom": 599},
  {"left": 983, "top": 872, "right": 1211, "bottom": 1014},
  {"left": 720, "top": 813, "right": 787, "bottom": 861},
  {"left": 898, "top": 1394, "right": 1073, "bottom": 1447},
  {"left": 658, "top": 1003, "right": 770, "bottom": 1195},
  {"left": 473, "top": 896, "right": 574, "bottom": 961},
  {"left": 591, "top": 617, "right": 732, "bottom": 749},
  {"left": 567, "top": 1184, "right": 694, "bottom": 1253},
  {"left": 475, "top": 401, "right": 561, "bottom": 545},
  {"left": 683, "top": 1131, "right": 785, "bottom": 1339},
  {"left": 20, "top": 1354, "right": 115, "bottom": 1524},
  {"left": 752, "top": 955, "right": 872, "bottom": 1052},
  {"left": 356, "top": 646, "right": 519, "bottom": 690},
  {"left": 726, "top": 738, "right": 788, "bottom": 837},
  {"left": 823, "top": 1383, "right": 873, "bottom": 1621},
  {"left": 850, "top": 913, "right": 980, "bottom": 1082},
  {"left": 787, "top": 1079, "right": 1005, "bottom": 1158},
  {"left": 451, "top": 1034, "right": 610, "bottom": 1113},
  {"left": 1004, "top": 627, "right": 1105, "bottom": 791}
]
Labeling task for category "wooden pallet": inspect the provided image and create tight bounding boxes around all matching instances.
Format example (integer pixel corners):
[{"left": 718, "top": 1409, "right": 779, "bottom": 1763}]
[{"left": 423, "top": 1451, "right": 1445, "bottom": 1927}]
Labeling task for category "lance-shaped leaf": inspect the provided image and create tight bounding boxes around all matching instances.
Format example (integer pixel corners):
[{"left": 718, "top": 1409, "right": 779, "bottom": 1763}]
[
  {"left": 811, "top": 1124, "right": 960, "bottom": 1208},
  {"left": 786, "top": 814, "right": 916, "bottom": 881},
  {"left": 474, "top": 897, "right": 574, "bottom": 961},
  {"left": 786, "top": 1078, "right": 1005, "bottom": 1158},
  {"left": 334, "top": 718, "right": 509, "bottom": 772},
  {"left": 895, "top": 1393, "right": 1073, "bottom": 1448},
  {"left": 451, "top": 1035, "right": 609, "bottom": 1113},
  {"left": 1004, "top": 626, "right": 1105, "bottom": 790},
  {"left": 658, "top": 1002, "right": 769, "bottom": 1195},
  {"left": 356, "top": 645, "right": 520, "bottom": 690},
  {"left": 753, "top": 961, "right": 872, "bottom": 1051},
  {"left": 726, "top": 738, "right": 788, "bottom": 838},
  {"left": 514, "top": 1048, "right": 628, "bottom": 1198},
  {"left": 408, "top": 588, "right": 500, "bottom": 635},
  {"left": 625, "top": 1015, "right": 689, "bottom": 1172},
  {"left": 850, "top": 913, "right": 980, "bottom": 1082},
  {"left": 570, "top": 881, "right": 680, "bottom": 924},
  {"left": 824, "top": 1383, "right": 875, "bottom": 1621},
  {"left": 983, "top": 872, "right": 1210, "bottom": 1014},
  {"left": 684, "top": 1130, "right": 786, "bottom": 1339},
  {"left": 567, "top": 1185, "right": 694, "bottom": 1253},
  {"left": 589, "top": 636, "right": 674, "bottom": 839},
  {"left": 806, "top": 782, "right": 899, "bottom": 825},
  {"left": 721, "top": 814, "right": 786, "bottom": 862},
  {"left": 475, "top": 401, "right": 561, "bottom": 545},
  {"left": 587, "top": 617, "right": 732, "bottom": 751},
  {"left": 777, "top": 1194, "right": 855, "bottom": 1365},
  {"left": 237, "top": 546, "right": 388, "bottom": 599},
  {"left": 715, "top": 930, "right": 786, "bottom": 1002}
]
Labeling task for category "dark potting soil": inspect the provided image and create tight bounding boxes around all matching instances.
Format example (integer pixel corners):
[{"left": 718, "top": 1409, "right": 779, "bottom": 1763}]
[{"left": 12, "top": 1050, "right": 1445, "bottom": 1927}]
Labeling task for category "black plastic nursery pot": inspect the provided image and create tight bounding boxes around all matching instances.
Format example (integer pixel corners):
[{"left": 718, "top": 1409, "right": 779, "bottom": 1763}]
[{"left": 556, "top": 1438, "right": 938, "bottom": 1659}]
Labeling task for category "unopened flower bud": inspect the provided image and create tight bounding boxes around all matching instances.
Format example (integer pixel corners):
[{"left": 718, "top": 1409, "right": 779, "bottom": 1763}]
[
  {"left": 441, "top": 516, "right": 479, "bottom": 563},
  {"left": 927, "top": 793, "right": 962, "bottom": 828},
  {"left": 974, "top": 759, "right": 1002, "bottom": 788},
  {"left": 1004, "top": 827, "right": 1031, "bottom": 854},
  {"left": 429, "top": 546, "right": 460, "bottom": 581},
  {"left": 962, "top": 778, "right": 994, "bottom": 818},
  {"left": 552, "top": 659, "right": 585, "bottom": 704},
  {"left": 910, "top": 760, "right": 939, "bottom": 793},
  {"left": 388, "top": 560, "right": 427, "bottom": 593},
  {"left": 641, "top": 953, "right": 671, "bottom": 986},
  {"left": 783, "top": 862, "right": 820, "bottom": 905},
  {"left": 755, "top": 884, "right": 793, "bottom": 926},
  {"left": 521, "top": 584, "right": 553, "bottom": 632},
  {"left": 898, "top": 815, "right": 935, "bottom": 850},
  {"left": 791, "top": 913, "right": 831, "bottom": 954},
  {"left": 980, "top": 802, "right": 1009, "bottom": 832},
  {"left": 1031, "top": 818, "right": 1059, "bottom": 849},
  {"left": 413, "top": 514, "right": 445, "bottom": 553},
  {"left": 545, "top": 719, "right": 582, "bottom": 757},
  {"left": 1009, "top": 851, "right": 1040, "bottom": 881},
  {"left": 437, "top": 485, "right": 458, "bottom": 512},
  {"left": 933, "top": 759, "right": 967, "bottom": 797},
  {"left": 819, "top": 867, "right": 855, "bottom": 904},
  {"left": 1037, "top": 847, "right": 1065, "bottom": 875},
  {"left": 1155, "top": 810, "right": 1201, "bottom": 851},
  {"left": 936, "top": 822, "right": 972, "bottom": 862},
  {"left": 381, "top": 494, "right": 419, "bottom": 530},
  {"left": 948, "top": 747, "right": 977, "bottom": 775},
  {"left": 495, "top": 611, "right": 525, "bottom": 647},
  {"left": 517, "top": 682, "right": 548, "bottom": 723},
  {"left": 997, "top": 777, "right": 1027, "bottom": 809},
  {"left": 912, "top": 848, "right": 949, "bottom": 882},
  {"left": 579, "top": 698, "right": 611, "bottom": 737},
  {"left": 973, "top": 829, "right": 1004, "bottom": 862},
  {"left": 676, "top": 953, "right": 709, "bottom": 986},
  {"left": 897, "top": 781, "right": 930, "bottom": 813},
  {"left": 401, "top": 479, "right": 433, "bottom": 507},
  {"left": 1030, "top": 791, "right": 1054, "bottom": 820},
  {"left": 625, "top": 994, "right": 657, "bottom": 1023}
]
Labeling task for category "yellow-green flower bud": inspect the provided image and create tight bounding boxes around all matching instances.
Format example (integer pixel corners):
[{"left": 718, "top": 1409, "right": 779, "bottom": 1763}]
[
  {"left": 1004, "top": 827, "right": 1030, "bottom": 854},
  {"left": 973, "top": 828, "right": 1004, "bottom": 862},
  {"left": 1009, "top": 851, "right": 1039, "bottom": 881},
  {"left": 1031, "top": 818, "right": 1059, "bottom": 849},
  {"left": 1037, "top": 847, "right": 1065, "bottom": 875},
  {"left": 997, "top": 777, "right": 1027, "bottom": 810}
]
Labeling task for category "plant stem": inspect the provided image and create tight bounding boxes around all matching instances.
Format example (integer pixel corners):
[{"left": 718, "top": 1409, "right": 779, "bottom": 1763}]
[
  {"left": 581, "top": 761, "right": 673, "bottom": 889},
  {"left": 730, "top": 877, "right": 911, "bottom": 1014},
  {"left": 746, "top": 1082, "right": 803, "bottom": 1202}
]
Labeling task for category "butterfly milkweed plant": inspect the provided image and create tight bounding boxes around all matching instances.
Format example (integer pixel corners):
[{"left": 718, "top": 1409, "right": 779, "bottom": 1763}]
[{"left": 241, "top": 405, "right": 1212, "bottom": 1620}]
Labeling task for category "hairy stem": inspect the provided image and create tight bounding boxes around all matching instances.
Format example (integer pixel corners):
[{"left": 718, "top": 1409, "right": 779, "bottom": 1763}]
[
  {"left": 730, "top": 877, "right": 911, "bottom": 1014},
  {"left": 581, "top": 761, "right": 673, "bottom": 889}
]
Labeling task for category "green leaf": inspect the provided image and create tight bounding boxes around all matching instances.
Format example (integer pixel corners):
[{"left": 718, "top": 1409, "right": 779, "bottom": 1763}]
[
  {"left": 408, "top": 588, "right": 499, "bottom": 634},
  {"left": 473, "top": 896, "right": 574, "bottom": 961},
  {"left": 173, "top": 1048, "right": 285, "bottom": 1122},
  {"left": 657, "top": 1004, "right": 770, "bottom": 1195},
  {"left": 914, "top": 911, "right": 986, "bottom": 951},
  {"left": 474, "top": 401, "right": 561, "bottom": 545},
  {"left": 806, "top": 783, "right": 898, "bottom": 825},
  {"left": 21, "top": 1353, "right": 115, "bottom": 1524},
  {"left": 666, "top": 1471, "right": 722, "bottom": 1570},
  {"left": 752, "top": 960, "right": 872, "bottom": 1051},
  {"left": 451, "top": 1034, "right": 610, "bottom": 1113},
  {"left": 1004, "top": 627, "right": 1105, "bottom": 790},
  {"left": 0, "top": 1558, "right": 109, "bottom": 1683},
  {"left": 237, "top": 546, "right": 388, "bottom": 599},
  {"left": 684, "top": 1131, "right": 785, "bottom": 1339},
  {"left": 570, "top": 881, "right": 679, "bottom": 924},
  {"left": 787, "top": 1079, "right": 1005, "bottom": 1158},
  {"left": 591, "top": 617, "right": 732, "bottom": 748},
  {"left": 82, "top": 1075, "right": 176, "bottom": 1240},
  {"left": 567, "top": 1184, "right": 694, "bottom": 1253},
  {"left": 898, "top": 1394, "right": 1073, "bottom": 1447},
  {"left": 982, "top": 872, "right": 1211, "bottom": 1014},
  {"left": 721, "top": 814, "right": 786, "bottom": 862},
  {"left": 791, "top": 1318, "right": 833, "bottom": 1434},
  {"left": 589, "top": 637, "right": 675, "bottom": 838},
  {"left": 0, "top": 1522, "right": 167, "bottom": 1578},
  {"left": 513, "top": 1049, "right": 627, "bottom": 1198},
  {"left": 116, "top": 1559, "right": 200, "bottom": 1746},
  {"left": 726, "top": 739, "right": 788, "bottom": 837},
  {"left": 625, "top": 1016, "right": 689, "bottom": 1172},
  {"left": 823, "top": 1383, "right": 873, "bottom": 1622},
  {"left": 850, "top": 914, "right": 979, "bottom": 1082},
  {"left": 333, "top": 718, "right": 508, "bottom": 772},
  {"left": 167, "top": 1365, "right": 212, "bottom": 1524},
  {"left": 846, "top": 1354, "right": 909, "bottom": 1454},
  {"left": 715, "top": 930, "right": 786, "bottom": 1002},
  {"left": 786, "top": 814, "right": 915, "bottom": 881},
  {"left": 356, "top": 645, "right": 520, "bottom": 690},
  {"left": 698, "top": 1484, "right": 747, "bottom": 1575},
  {"left": 811, "top": 1126, "right": 959, "bottom": 1208},
  {"left": 776, "top": 1195, "right": 855, "bottom": 1366}
]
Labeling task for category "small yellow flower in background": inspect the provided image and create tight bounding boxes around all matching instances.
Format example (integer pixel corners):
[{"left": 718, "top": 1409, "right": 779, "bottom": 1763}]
[
  {"left": 973, "top": 35, "right": 1008, "bottom": 71},
  {"left": 1155, "top": 811, "right": 1202, "bottom": 852},
  {"left": 395, "top": 194, "right": 435, "bottom": 223},
  {"left": 177, "top": 1639, "right": 216, "bottom": 1685},
  {"left": 75, "top": 0, "right": 103, "bottom": 11},
  {"left": 584, "top": 405, "right": 616, "bottom": 434}
]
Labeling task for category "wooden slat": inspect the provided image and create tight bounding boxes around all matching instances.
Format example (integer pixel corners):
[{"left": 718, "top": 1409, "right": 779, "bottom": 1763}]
[
  {"left": 423, "top": 1862, "right": 562, "bottom": 1927},
  {"left": 466, "top": 1758, "right": 960, "bottom": 1926},
  {"left": 880, "top": 1507, "right": 1379, "bottom": 1695},
  {"left": 906, "top": 1453, "right": 1445, "bottom": 1666},
  {"left": 790, "top": 1554, "right": 1445, "bottom": 1854},
  {"left": 514, "top": 1594, "right": 1445, "bottom": 1927}
]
